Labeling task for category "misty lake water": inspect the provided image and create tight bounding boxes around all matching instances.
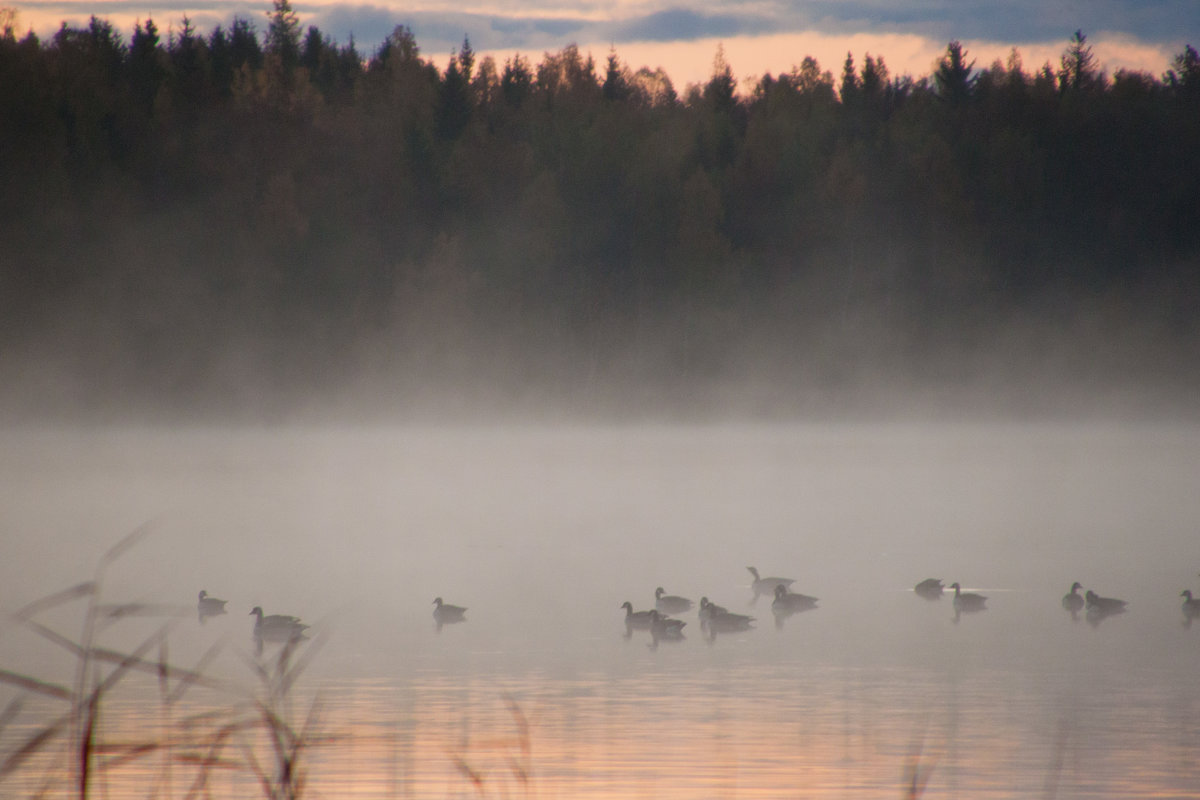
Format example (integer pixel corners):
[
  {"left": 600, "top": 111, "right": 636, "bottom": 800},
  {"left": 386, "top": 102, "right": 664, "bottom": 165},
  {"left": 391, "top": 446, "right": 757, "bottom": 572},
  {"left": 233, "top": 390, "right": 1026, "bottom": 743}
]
[{"left": 1, "top": 422, "right": 1198, "bottom": 798}]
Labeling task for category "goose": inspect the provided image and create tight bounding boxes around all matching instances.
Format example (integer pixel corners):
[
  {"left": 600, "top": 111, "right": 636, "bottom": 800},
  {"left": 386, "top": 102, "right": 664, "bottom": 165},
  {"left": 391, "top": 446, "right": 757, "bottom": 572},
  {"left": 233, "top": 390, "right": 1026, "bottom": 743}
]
[
  {"left": 433, "top": 597, "right": 468, "bottom": 628},
  {"left": 1062, "top": 582, "right": 1085, "bottom": 615},
  {"left": 747, "top": 567, "right": 794, "bottom": 602},
  {"left": 705, "top": 607, "right": 756, "bottom": 633},
  {"left": 1181, "top": 590, "right": 1200, "bottom": 619},
  {"left": 772, "top": 583, "right": 819, "bottom": 614},
  {"left": 1084, "top": 590, "right": 1127, "bottom": 614},
  {"left": 655, "top": 587, "right": 694, "bottom": 614},
  {"left": 621, "top": 601, "right": 655, "bottom": 630},
  {"left": 249, "top": 606, "right": 308, "bottom": 642},
  {"left": 698, "top": 597, "right": 729, "bottom": 624},
  {"left": 648, "top": 609, "right": 686, "bottom": 639},
  {"left": 914, "top": 578, "right": 944, "bottom": 600},
  {"left": 198, "top": 590, "right": 228, "bottom": 620},
  {"left": 949, "top": 583, "right": 987, "bottom": 613}
]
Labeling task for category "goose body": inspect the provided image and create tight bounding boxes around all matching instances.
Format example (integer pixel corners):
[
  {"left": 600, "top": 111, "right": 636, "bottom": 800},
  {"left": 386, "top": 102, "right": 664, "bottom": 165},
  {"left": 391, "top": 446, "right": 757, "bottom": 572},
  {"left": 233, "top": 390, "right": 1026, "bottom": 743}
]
[
  {"left": 433, "top": 597, "right": 468, "bottom": 628},
  {"left": 1084, "top": 590, "right": 1127, "bottom": 614},
  {"left": 655, "top": 586, "right": 694, "bottom": 614},
  {"left": 949, "top": 582, "right": 987, "bottom": 613},
  {"left": 914, "top": 579, "right": 944, "bottom": 600},
  {"left": 1181, "top": 590, "right": 1200, "bottom": 619},
  {"left": 704, "top": 607, "right": 756, "bottom": 633},
  {"left": 621, "top": 601, "right": 655, "bottom": 630},
  {"left": 747, "top": 567, "right": 794, "bottom": 601},
  {"left": 772, "top": 584, "right": 819, "bottom": 614},
  {"left": 249, "top": 606, "right": 308, "bottom": 642},
  {"left": 1062, "top": 582, "right": 1084, "bottom": 614},
  {"left": 198, "top": 590, "right": 228, "bottom": 619}
]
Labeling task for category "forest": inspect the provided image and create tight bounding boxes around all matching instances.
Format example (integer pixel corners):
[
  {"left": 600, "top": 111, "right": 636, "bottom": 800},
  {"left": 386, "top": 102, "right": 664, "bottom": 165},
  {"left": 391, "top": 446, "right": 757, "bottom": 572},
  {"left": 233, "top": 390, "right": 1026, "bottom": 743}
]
[{"left": 1, "top": 1, "right": 1198, "bottom": 420}]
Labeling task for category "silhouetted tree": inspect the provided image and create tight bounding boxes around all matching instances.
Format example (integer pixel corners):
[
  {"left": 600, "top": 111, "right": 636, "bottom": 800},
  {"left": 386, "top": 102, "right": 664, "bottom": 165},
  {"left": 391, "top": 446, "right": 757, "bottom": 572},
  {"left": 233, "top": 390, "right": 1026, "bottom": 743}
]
[
  {"left": 934, "top": 41, "right": 976, "bottom": 105},
  {"left": 602, "top": 48, "right": 632, "bottom": 102},
  {"left": 1059, "top": 30, "right": 1101, "bottom": 93},
  {"left": 128, "top": 17, "right": 164, "bottom": 114},
  {"left": 264, "top": 0, "right": 300, "bottom": 73},
  {"left": 1165, "top": 44, "right": 1200, "bottom": 102},
  {"left": 501, "top": 53, "right": 533, "bottom": 107}
]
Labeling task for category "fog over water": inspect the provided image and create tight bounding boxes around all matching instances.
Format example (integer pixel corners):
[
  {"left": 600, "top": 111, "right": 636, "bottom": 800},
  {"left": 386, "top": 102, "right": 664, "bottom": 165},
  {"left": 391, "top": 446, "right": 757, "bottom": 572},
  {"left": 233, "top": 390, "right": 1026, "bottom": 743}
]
[{"left": 1, "top": 421, "right": 1198, "bottom": 796}]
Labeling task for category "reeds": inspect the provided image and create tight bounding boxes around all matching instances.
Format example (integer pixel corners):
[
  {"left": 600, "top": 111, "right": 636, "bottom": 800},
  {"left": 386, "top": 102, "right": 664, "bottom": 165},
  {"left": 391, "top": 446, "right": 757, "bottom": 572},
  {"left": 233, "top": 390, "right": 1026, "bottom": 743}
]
[{"left": 0, "top": 526, "right": 326, "bottom": 800}]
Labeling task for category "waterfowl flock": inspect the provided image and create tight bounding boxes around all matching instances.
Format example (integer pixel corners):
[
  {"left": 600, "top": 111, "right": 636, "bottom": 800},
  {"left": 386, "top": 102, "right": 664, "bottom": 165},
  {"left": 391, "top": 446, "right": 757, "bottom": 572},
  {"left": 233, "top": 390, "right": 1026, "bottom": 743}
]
[
  {"left": 192, "top": 570, "right": 1200, "bottom": 654},
  {"left": 191, "top": 591, "right": 309, "bottom": 651}
]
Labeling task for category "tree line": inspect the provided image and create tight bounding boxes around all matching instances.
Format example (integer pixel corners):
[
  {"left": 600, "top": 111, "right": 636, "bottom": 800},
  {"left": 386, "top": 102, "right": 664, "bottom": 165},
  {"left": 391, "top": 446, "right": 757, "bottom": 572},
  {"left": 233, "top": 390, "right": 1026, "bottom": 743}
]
[{"left": 1, "top": 2, "right": 1198, "bottom": 417}]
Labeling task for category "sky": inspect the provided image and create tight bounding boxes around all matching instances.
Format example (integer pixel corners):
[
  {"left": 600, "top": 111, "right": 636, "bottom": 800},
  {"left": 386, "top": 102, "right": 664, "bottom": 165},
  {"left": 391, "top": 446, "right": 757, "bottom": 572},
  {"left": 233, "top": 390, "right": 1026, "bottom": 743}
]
[{"left": 4, "top": 0, "right": 1198, "bottom": 88}]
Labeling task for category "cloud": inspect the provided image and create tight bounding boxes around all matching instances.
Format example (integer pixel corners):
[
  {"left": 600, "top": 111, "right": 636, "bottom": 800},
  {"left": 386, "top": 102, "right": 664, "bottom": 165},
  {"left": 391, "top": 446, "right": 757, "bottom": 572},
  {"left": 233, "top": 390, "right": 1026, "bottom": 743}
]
[
  {"left": 9, "top": 0, "right": 1197, "bottom": 67},
  {"left": 782, "top": 0, "right": 1197, "bottom": 44},
  {"left": 611, "top": 8, "right": 771, "bottom": 42}
]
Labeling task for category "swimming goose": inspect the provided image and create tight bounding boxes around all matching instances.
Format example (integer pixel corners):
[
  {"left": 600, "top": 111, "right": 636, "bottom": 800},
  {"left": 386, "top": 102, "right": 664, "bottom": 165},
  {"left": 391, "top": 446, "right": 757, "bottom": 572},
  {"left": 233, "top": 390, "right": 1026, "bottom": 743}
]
[
  {"left": 914, "top": 579, "right": 944, "bottom": 600},
  {"left": 1062, "top": 582, "right": 1085, "bottom": 615},
  {"left": 1084, "top": 590, "right": 1127, "bottom": 614},
  {"left": 655, "top": 587, "right": 694, "bottom": 614},
  {"left": 949, "top": 583, "right": 987, "bottom": 613},
  {"left": 198, "top": 590, "right": 228, "bottom": 621},
  {"left": 648, "top": 609, "right": 687, "bottom": 639},
  {"left": 1181, "top": 590, "right": 1200, "bottom": 619},
  {"left": 433, "top": 597, "right": 468, "bottom": 629},
  {"left": 249, "top": 606, "right": 309, "bottom": 642},
  {"left": 698, "top": 596, "right": 730, "bottom": 622},
  {"left": 621, "top": 601, "right": 655, "bottom": 630},
  {"left": 704, "top": 607, "right": 756, "bottom": 633},
  {"left": 772, "top": 583, "right": 819, "bottom": 614},
  {"left": 747, "top": 567, "right": 794, "bottom": 602}
]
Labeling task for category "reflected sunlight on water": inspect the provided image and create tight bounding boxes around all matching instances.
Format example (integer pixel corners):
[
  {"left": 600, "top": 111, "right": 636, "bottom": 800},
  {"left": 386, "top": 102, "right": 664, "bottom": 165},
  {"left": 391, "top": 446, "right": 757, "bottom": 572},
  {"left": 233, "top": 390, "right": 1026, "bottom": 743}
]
[{"left": 9, "top": 660, "right": 1196, "bottom": 799}]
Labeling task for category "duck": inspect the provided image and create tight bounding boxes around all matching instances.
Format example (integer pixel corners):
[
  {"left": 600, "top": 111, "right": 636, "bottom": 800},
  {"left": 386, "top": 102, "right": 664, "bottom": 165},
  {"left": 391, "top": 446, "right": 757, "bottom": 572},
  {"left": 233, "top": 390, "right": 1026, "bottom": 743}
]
[
  {"left": 621, "top": 601, "right": 655, "bottom": 630},
  {"left": 647, "top": 609, "right": 686, "bottom": 639},
  {"left": 198, "top": 590, "right": 228, "bottom": 621},
  {"left": 747, "top": 567, "right": 794, "bottom": 602},
  {"left": 772, "top": 583, "right": 819, "bottom": 615},
  {"left": 913, "top": 578, "right": 944, "bottom": 600},
  {"left": 949, "top": 582, "right": 987, "bottom": 613},
  {"left": 655, "top": 587, "right": 694, "bottom": 614},
  {"left": 1084, "top": 590, "right": 1128, "bottom": 614},
  {"left": 433, "top": 597, "right": 468, "bottom": 629},
  {"left": 1180, "top": 590, "right": 1200, "bottom": 620},
  {"left": 1062, "top": 582, "right": 1085, "bottom": 615},
  {"left": 249, "top": 606, "right": 308, "bottom": 643}
]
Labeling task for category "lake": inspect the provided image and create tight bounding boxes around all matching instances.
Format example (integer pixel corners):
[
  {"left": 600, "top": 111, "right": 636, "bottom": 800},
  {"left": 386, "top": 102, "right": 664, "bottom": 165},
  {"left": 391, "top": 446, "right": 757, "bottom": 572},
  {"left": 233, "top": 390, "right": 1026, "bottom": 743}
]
[{"left": 1, "top": 422, "right": 1198, "bottom": 798}]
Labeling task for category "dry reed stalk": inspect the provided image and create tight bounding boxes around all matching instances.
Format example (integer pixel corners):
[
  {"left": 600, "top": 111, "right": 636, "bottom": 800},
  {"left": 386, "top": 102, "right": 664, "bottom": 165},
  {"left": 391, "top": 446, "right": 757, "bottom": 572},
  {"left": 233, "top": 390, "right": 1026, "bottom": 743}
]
[{"left": 0, "top": 523, "right": 325, "bottom": 800}]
